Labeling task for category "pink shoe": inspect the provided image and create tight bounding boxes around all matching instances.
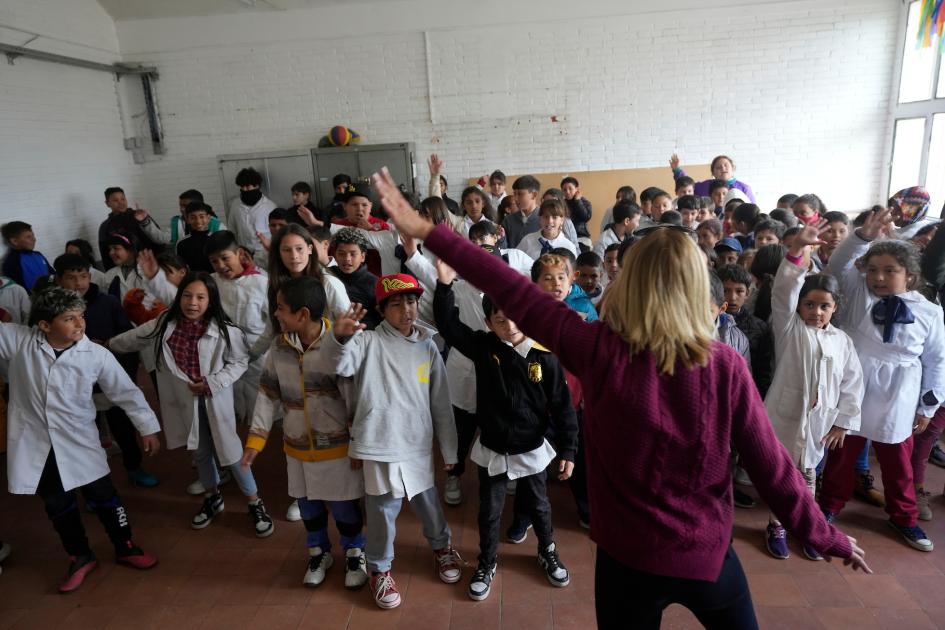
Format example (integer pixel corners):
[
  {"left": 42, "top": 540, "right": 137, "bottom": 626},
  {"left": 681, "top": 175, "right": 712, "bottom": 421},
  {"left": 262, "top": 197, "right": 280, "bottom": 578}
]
[
  {"left": 116, "top": 541, "right": 158, "bottom": 570},
  {"left": 434, "top": 546, "right": 462, "bottom": 584},
  {"left": 58, "top": 554, "right": 98, "bottom": 593},
  {"left": 369, "top": 571, "right": 401, "bottom": 609}
]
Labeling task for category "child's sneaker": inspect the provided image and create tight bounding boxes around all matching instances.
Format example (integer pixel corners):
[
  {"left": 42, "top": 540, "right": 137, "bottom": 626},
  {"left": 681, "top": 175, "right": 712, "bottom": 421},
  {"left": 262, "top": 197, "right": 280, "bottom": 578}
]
[
  {"left": 468, "top": 561, "right": 497, "bottom": 601},
  {"left": 344, "top": 547, "right": 368, "bottom": 589},
  {"left": 302, "top": 547, "right": 332, "bottom": 587},
  {"left": 58, "top": 553, "right": 98, "bottom": 593},
  {"left": 249, "top": 499, "right": 274, "bottom": 537},
  {"left": 128, "top": 468, "right": 159, "bottom": 488},
  {"left": 537, "top": 543, "right": 570, "bottom": 587},
  {"left": 802, "top": 544, "right": 823, "bottom": 561},
  {"left": 186, "top": 468, "right": 231, "bottom": 496},
  {"left": 887, "top": 520, "right": 934, "bottom": 552},
  {"left": 191, "top": 493, "right": 224, "bottom": 529},
  {"left": 506, "top": 518, "right": 532, "bottom": 544},
  {"left": 370, "top": 571, "right": 401, "bottom": 609},
  {"left": 930, "top": 443, "right": 945, "bottom": 468},
  {"left": 733, "top": 466, "right": 753, "bottom": 487},
  {"left": 765, "top": 524, "right": 789, "bottom": 559},
  {"left": 444, "top": 476, "right": 462, "bottom": 506},
  {"left": 286, "top": 499, "right": 302, "bottom": 522},
  {"left": 916, "top": 485, "right": 933, "bottom": 521},
  {"left": 434, "top": 546, "right": 462, "bottom": 583},
  {"left": 115, "top": 540, "right": 158, "bottom": 570},
  {"left": 733, "top": 487, "right": 755, "bottom": 509}
]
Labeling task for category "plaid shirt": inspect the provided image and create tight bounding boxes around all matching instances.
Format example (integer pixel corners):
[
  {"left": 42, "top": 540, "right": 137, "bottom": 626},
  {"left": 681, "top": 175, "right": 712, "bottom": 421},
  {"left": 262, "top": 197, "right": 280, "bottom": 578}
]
[{"left": 166, "top": 317, "right": 208, "bottom": 382}]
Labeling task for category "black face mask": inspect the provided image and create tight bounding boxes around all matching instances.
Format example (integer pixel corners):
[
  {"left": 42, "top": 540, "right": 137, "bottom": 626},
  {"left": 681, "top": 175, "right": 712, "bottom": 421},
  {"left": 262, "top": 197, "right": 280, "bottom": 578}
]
[{"left": 240, "top": 189, "right": 262, "bottom": 206}]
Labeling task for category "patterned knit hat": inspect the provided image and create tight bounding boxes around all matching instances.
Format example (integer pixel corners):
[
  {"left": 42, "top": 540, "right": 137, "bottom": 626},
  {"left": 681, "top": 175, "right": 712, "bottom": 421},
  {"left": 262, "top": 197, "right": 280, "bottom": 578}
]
[
  {"left": 890, "top": 186, "right": 931, "bottom": 226},
  {"left": 375, "top": 273, "right": 424, "bottom": 304}
]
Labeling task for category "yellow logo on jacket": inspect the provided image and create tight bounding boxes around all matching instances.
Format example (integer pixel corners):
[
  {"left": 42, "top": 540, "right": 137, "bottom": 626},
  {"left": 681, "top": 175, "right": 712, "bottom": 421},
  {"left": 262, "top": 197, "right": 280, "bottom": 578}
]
[
  {"left": 382, "top": 277, "right": 417, "bottom": 292},
  {"left": 417, "top": 361, "right": 430, "bottom": 384},
  {"left": 528, "top": 362, "right": 542, "bottom": 383}
]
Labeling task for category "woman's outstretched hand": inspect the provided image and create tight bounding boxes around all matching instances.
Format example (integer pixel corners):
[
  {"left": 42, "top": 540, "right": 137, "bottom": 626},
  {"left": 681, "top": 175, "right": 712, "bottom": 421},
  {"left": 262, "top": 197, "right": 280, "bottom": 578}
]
[
  {"left": 371, "top": 168, "right": 435, "bottom": 240},
  {"left": 825, "top": 536, "right": 872, "bottom": 574}
]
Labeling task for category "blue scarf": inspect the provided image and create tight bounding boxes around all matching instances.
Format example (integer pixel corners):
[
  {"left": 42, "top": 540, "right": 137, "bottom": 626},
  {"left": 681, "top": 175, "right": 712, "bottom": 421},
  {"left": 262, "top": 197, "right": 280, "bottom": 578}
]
[{"left": 871, "top": 295, "right": 915, "bottom": 343}]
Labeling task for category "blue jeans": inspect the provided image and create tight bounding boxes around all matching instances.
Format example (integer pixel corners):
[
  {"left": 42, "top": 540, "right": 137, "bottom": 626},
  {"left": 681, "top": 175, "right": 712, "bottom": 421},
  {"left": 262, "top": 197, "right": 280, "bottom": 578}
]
[
  {"left": 195, "top": 398, "right": 257, "bottom": 497},
  {"left": 817, "top": 439, "right": 871, "bottom": 475},
  {"left": 298, "top": 498, "right": 364, "bottom": 551}
]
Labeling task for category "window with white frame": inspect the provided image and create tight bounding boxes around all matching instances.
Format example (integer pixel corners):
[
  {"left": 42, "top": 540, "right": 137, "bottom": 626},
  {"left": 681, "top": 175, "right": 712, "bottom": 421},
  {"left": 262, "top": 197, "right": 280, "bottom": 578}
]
[{"left": 889, "top": 0, "right": 945, "bottom": 215}]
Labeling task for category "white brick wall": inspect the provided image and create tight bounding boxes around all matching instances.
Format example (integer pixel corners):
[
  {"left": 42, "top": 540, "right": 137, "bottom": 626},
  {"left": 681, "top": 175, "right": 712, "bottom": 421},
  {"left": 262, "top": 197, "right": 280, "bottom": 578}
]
[
  {"left": 114, "top": 0, "right": 899, "bottom": 230},
  {"left": 0, "top": 0, "right": 142, "bottom": 264}
]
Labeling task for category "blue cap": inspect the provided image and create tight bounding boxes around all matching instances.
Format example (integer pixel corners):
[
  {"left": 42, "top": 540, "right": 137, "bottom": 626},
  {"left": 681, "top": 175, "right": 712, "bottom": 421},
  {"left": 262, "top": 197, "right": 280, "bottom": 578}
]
[{"left": 715, "top": 237, "right": 743, "bottom": 254}]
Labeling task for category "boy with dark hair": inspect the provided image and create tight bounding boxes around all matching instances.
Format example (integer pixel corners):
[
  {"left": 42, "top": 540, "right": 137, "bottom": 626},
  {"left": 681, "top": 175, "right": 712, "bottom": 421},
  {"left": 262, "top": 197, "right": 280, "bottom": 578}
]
[
  {"left": 769, "top": 208, "right": 799, "bottom": 229},
  {"left": 602, "top": 242, "right": 622, "bottom": 284},
  {"left": 467, "top": 222, "right": 534, "bottom": 276},
  {"left": 433, "top": 260, "right": 577, "bottom": 601},
  {"left": 731, "top": 203, "right": 762, "bottom": 248},
  {"left": 560, "top": 176, "right": 592, "bottom": 249},
  {"left": 0, "top": 287, "right": 161, "bottom": 592},
  {"left": 598, "top": 185, "right": 638, "bottom": 228},
  {"left": 268, "top": 208, "right": 289, "bottom": 236},
  {"left": 286, "top": 181, "right": 322, "bottom": 226},
  {"left": 714, "top": 237, "right": 742, "bottom": 266},
  {"left": 326, "top": 173, "right": 353, "bottom": 220},
  {"left": 98, "top": 187, "right": 168, "bottom": 269},
  {"left": 708, "top": 180, "right": 730, "bottom": 217},
  {"left": 593, "top": 200, "right": 641, "bottom": 258},
  {"left": 170, "top": 189, "right": 224, "bottom": 246},
  {"left": 753, "top": 219, "right": 786, "bottom": 248},
  {"left": 53, "top": 253, "right": 159, "bottom": 488},
  {"left": 660, "top": 210, "right": 683, "bottom": 226},
  {"left": 674, "top": 175, "right": 696, "bottom": 199},
  {"left": 502, "top": 175, "right": 543, "bottom": 248},
  {"left": 777, "top": 193, "right": 799, "bottom": 210},
  {"left": 649, "top": 190, "right": 673, "bottom": 223},
  {"left": 325, "top": 274, "right": 461, "bottom": 610},
  {"left": 1, "top": 221, "right": 53, "bottom": 292},
  {"left": 575, "top": 251, "right": 604, "bottom": 301},
  {"left": 227, "top": 168, "right": 277, "bottom": 268},
  {"left": 243, "top": 275, "right": 367, "bottom": 590},
  {"left": 176, "top": 202, "right": 216, "bottom": 272},
  {"left": 329, "top": 228, "right": 381, "bottom": 330},
  {"left": 716, "top": 264, "right": 773, "bottom": 396},
  {"left": 676, "top": 195, "right": 700, "bottom": 229}
]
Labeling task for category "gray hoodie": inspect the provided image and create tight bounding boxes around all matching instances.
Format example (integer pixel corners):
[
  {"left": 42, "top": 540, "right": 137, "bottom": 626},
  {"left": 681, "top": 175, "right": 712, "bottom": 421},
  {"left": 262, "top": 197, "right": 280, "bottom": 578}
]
[{"left": 323, "top": 319, "right": 457, "bottom": 464}]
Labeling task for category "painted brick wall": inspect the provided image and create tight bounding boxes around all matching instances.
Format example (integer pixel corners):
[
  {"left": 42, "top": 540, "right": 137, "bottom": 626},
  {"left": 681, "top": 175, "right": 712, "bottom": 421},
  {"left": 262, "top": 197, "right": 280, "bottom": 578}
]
[
  {"left": 0, "top": 0, "right": 142, "bottom": 265},
  {"left": 114, "top": 0, "right": 900, "bottom": 230}
]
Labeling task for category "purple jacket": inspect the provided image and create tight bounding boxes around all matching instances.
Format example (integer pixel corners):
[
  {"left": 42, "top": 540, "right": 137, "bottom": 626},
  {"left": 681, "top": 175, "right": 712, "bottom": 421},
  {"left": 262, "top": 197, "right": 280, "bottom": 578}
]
[
  {"left": 675, "top": 167, "right": 756, "bottom": 203},
  {"left": 424, "top": 223, "right": 851, "bottom": 581}
]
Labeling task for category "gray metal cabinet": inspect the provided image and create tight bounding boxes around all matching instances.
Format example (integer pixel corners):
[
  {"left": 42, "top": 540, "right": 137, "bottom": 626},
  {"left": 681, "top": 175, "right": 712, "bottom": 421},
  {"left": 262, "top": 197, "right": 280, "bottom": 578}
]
[{"left": 218, "top": 143, "right": 416, "bottom": 212}]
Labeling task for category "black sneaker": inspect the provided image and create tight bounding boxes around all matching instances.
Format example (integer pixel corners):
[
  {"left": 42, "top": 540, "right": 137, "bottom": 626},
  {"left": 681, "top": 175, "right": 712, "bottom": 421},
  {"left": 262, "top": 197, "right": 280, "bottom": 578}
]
[
  {"left": 887, "top": 520, "right": 934, "bottom": 552},
  {"left": 733, "top": 487, "right": 755, "bottom": 509},
  {"left": 930, "top": 444, "right": 945, "bottom": 468},
  {"left": 468, "top": 561, "right": 497, "bottom": 601},
  {"left": 506, "top": 518, "right": 532, "bottom": 544},
  {"left": 191, "top": 493, "right": 224, "bottom": 530},
  {"left": 537, "top": 543, "right": 570, "bottom": 587},
  {"left": 249, "top": 500, "right": 274, "bottom": 538}
]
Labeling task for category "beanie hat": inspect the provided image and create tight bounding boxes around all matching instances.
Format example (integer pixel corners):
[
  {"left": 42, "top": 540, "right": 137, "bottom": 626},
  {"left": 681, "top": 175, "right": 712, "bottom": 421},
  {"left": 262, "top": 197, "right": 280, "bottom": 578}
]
[{"left": 890, "top": 186, "right": 931, "bottom": 226}]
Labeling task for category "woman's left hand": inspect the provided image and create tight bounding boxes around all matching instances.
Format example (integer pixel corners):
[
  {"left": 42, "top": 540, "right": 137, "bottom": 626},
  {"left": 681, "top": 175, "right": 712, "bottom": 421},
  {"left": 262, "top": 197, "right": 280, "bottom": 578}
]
[{"left": 372, "top": 168, "right": 435, "bottom": 240}]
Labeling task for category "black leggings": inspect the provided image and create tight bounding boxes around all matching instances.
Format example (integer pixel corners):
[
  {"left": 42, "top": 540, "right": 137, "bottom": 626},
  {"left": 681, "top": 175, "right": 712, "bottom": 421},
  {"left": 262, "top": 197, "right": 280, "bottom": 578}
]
[
  {"left": 595, "top": 546, "right": 758, "bottom": 630},
  {"left": 37, "top": 450, "right": 133, "bottom": 557},
  {"left": 105, "top": 406, "right": 142, "bottom": 472}
]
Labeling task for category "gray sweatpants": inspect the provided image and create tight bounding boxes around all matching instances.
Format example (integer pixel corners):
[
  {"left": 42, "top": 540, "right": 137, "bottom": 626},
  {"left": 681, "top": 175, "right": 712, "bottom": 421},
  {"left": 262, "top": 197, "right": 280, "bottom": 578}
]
[{"left": 365, "top": 486, "right": 451, "bottom": 573}]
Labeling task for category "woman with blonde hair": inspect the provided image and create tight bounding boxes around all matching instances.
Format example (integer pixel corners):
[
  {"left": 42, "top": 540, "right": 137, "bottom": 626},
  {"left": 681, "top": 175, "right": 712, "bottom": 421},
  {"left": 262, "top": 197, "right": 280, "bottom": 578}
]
[{"left": 370, "top": 168, "right": 870, "bottom": 629}]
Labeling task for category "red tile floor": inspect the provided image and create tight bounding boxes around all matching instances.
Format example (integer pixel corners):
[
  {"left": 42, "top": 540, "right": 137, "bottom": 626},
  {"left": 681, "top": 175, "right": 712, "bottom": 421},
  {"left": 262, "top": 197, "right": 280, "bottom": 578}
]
[{"left": 3, "top": 421, "right": 945, "bottom": 628}]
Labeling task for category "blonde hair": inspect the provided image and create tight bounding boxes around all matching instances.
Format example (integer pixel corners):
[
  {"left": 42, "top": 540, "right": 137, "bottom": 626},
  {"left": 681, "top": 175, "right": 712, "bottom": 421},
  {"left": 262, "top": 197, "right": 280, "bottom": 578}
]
[{"left": 599, "top": 228, "right": 715, "bottom": 375}]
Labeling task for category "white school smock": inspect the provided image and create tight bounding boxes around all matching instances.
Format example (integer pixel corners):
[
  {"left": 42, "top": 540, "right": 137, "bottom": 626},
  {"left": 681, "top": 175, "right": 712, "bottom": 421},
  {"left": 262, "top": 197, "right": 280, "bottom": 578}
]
[
  {"left": 0, "top": 327, "right": 160, "bottom": 494},
  {"left": 517, "top": 232, "right": 576, "bottom": 261},
  {"left": 227, "top": 195, "right": 277, "bottom": 269},
  {"left": 764, "top": 259, "right": 863, "bottom": 470},
  {"left": 827, "top": 234, "right": 945, "bottom": 443},
  {"left": 593, "top": 227, "right": 622, "bottom": 260},
  {"left": 110, "top": 318, "right": 249, "bottom": 466}
]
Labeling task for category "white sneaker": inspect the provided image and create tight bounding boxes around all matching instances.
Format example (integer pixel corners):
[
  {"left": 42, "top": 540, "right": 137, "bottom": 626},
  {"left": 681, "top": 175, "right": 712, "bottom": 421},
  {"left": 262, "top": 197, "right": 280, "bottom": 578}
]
[
  {"left": 186, "top": 468, "right": 232, "bottom": 496},
  {"left": 344, "top": 547, "right": 368, "bottom": 589},
  {"left": 286, "top": 500, "right": 302, "bottom": 522},
  {"left": 303, "top": 547, "right": 333, "bottom": 587},
  {"left": 733, "top": 467, "right": 753, "bottom": 487},
  {"left": 444, "top": 476, "right": 462, "bottom": 506}
]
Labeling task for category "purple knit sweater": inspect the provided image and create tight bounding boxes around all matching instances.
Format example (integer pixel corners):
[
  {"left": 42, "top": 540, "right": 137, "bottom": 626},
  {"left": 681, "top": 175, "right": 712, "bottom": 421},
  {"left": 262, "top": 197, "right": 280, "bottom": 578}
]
[
  {"left": 424, "top": 224, "right": 851, "bottom": 581},
  {"left": 675, "top": 167, "right": 757, "bottom": 203}
]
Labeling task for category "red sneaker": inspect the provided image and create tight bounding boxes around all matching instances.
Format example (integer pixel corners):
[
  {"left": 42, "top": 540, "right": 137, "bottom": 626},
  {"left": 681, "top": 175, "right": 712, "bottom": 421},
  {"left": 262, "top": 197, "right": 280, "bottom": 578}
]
[
  {"left": 58, "top": 554, "right": 98, "bottom": 594},
  {"left": 433, "top": 546, "right": 462, "bottom": 584},
  {"left": 116, "top": 541, "right": 158, "bottom": 570},
  {"left": 369, "top": 571, "right": 401, "bottom": 609}
]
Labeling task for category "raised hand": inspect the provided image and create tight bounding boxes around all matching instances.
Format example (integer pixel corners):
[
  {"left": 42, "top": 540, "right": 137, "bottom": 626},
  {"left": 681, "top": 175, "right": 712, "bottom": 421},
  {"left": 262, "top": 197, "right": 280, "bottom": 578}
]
[
  {"left": 371, "top": 168, "right": 435, "bottom": 240},
  {"left": 789, "top": 224, "right": 829, "bottom": 257},
  {"left": 428, "top": 154, "right": 443, "bottom": 176},
  {"left": 133, "top": 202, "right": 149, "bottom": 222},
  {"left": 435, "top": 258, "right": 457, "bottom": 285},
  {"left": 858, "top": 207, "right": 894, "bottom": 241},
  {"left": 138, "top": 248, "right": 159, "bottom": 279},
  {"left": 669, "top": 153, "right": 681, "bottom": 171},
  {"left": 297, "top": 205, "right": 323, "bottom": 227},
  {"left": 256, "top": 231, "right": 271, "bottom": 252},
  {"left": 334, "top": 303, "right": 368, "bottom": 338}
]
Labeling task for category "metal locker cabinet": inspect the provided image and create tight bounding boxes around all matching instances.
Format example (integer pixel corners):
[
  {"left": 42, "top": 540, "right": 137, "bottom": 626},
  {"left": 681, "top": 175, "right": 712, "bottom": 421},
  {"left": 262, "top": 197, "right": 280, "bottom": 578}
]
[
  {"left": 218, "top": 149, "right": 315, "bottom": 216},
  {"left": 311, "top": 143, "right": 415, "bottom": 208}
]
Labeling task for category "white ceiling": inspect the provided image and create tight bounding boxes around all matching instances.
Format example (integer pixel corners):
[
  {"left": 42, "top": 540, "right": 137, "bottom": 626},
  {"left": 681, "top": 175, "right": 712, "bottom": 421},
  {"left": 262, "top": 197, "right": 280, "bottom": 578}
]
[{"left": 96, "top": 0, "right": 398, "bottom": 20}]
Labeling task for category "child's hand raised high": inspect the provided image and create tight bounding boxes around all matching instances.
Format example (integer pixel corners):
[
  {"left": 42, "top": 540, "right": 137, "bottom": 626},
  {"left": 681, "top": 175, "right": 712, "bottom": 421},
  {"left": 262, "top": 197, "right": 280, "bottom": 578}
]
[
  {"left": 789, "top": 224, "right": 829, "bottom": 258},
  {"left": 858, "top": 207, "right": 894, "bottom": 241},
  {"left": 669, "top": 153, "right": 681, "bottom": 171},
  {"left": 334, "top": 304, "right": 368, "bottom": 339},
  {"left": 296, "top": 205, "right": 323, "bottom": 227},
  {"left": 428, "top": 154, "right": 443, "bottom": 176},
  {"left": 256, "top": 231, "right": 271, "bottom": 252},
  {"left": 371, "top": 168, "right": 435, "bottom": 240},
  {"left": 138, "top": 249, "right": 159, "bottom": 280},
  {"left": 434, "top": 258, "right": 457, "bottom": 285}
]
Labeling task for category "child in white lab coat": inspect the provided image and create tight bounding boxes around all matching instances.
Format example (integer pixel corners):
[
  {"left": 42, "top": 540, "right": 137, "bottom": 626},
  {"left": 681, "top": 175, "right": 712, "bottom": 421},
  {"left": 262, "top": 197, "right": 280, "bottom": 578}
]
[
  {"left": 763, "top": 225, "right": 864, "bottom": 561},
  {"left": 110, "top": 271, "right": 274, "bottom": 537},
  {"left": 820, "top": 209, "right": 945, "bottom": 552},
  {"left": 0, "top": 288, "right": 161, "bottom": 593}
]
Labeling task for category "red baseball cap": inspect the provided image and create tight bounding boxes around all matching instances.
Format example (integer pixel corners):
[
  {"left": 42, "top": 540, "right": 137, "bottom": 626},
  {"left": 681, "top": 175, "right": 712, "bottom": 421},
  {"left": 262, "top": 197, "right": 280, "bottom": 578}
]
[{"left": 375, "top": 273, "right": 424, "bottom": 304}]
